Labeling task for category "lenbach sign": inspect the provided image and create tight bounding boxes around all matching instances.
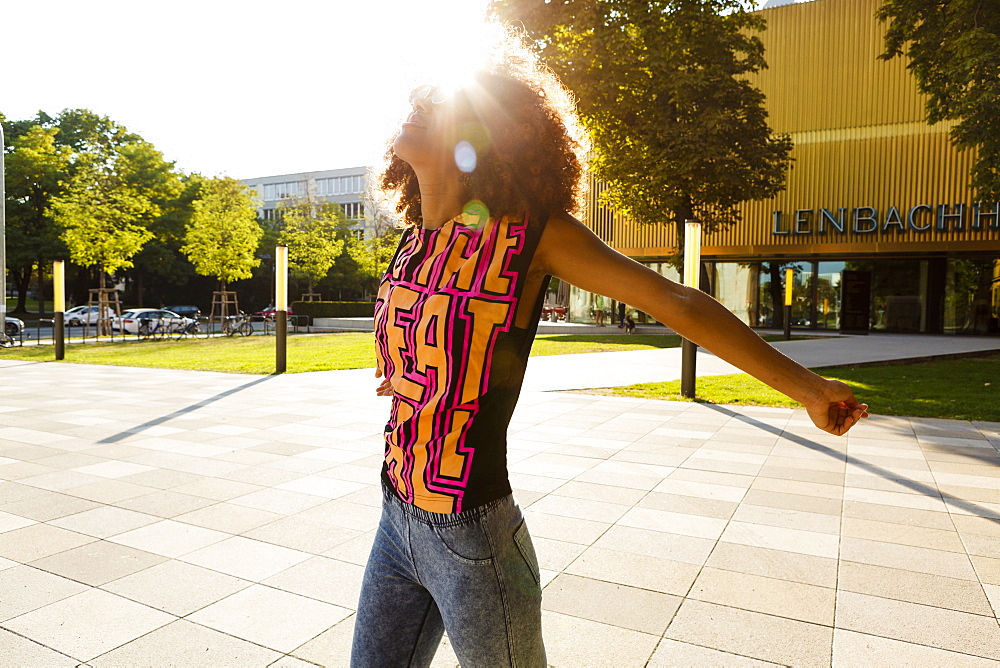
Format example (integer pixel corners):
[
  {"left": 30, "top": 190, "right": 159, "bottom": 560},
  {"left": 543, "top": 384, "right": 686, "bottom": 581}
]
[{"left": 772, "top": 203, "right": 1000, "bottom": 236}]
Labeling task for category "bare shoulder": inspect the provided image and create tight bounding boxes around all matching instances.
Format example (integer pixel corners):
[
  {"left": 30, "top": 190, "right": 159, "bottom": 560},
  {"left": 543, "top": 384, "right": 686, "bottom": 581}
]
[{"left": 536, "top": 211, "right": 612, "bottom": 277}]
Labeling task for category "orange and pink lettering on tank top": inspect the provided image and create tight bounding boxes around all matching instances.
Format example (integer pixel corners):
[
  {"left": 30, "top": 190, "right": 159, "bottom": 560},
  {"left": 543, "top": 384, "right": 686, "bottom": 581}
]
[{"left": 373, "top": 214, "right": 546, "bottom": 514}]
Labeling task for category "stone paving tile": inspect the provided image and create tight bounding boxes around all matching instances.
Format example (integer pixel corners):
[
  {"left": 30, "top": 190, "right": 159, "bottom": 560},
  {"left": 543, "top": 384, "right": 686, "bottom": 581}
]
[
  {"left": 720, "top": 521, "right": 840, "bottom": 559},
  {"left": 706, "top": 541, "right": 840, "bottom": 589},
  {"left": 540, "top": 610, "right": 661, "bottom": 667},
  {"left": 3, "top": 588, "right": 175, "bottom": 662},
  {"left": 832, "top": 628, "right": 998, "bottom": 667},
  {"left": 0, "top": 627, "right": 78, "bottom": 667},
  {"left": 648, "top": 639, "right": 780, "bottom": 667},
  {"left": 188, "top": 584, "right": 352, "bottom": 654},
  {"left": 836, "top": 590, "right": 1000, "bottom": 660},
  {"left": 838, "top": 560, "right": 994, "bottom": 616},
  {"left": 0, "top": 565, "right": 89, "bottom": 622},
  {"left": 181, "top": 536, "right": 311, "bottom": 582},
  {"left": 88, "top": 618, "right": 282, "bottom": 667},
  {"left": 665, "top": 598, "right": 833, "bottom": 667},
  {"left": 692, "top": 565, "right": 837, "bottom": 625},
  {"left": 522, "top": 510, "right": 610, "bottom": 544},
  {"left": 565, "top": 546, "right": 701, "bottom": 596},
  {"left": 731, "top": 503, "right": 841, "bottom": 535},
  {"left": 100, "top": 559, "right": 252, "bottom": 616},
  {"left": 29, "top": 539, "right": 167, "bottom": 587},
  {"left": 289, "top": 616, "right": 357, "bottom": 666},
  {"left": 542, "top": 573, "right": 681, "bottom": 635},
  {"left": 841, "top": 536, "right": 979, "bottom": 581},
  {"left": 0, "top": 523, "right": 96, "bottom": 563},
  {"left": 592, "top": 524, "right": 716, "bottom": 566},
  {"left": 48, "top": 505, "right": 161, "bottom": 539},
  {"left": 636, "top": 490, "right": 738, "bottom": 520},
  {"left": 841, "top": 516, "right": 966, "bottom": 552},
  {"left": 532, "top": 536, "right": 587, "bottom": 572}
]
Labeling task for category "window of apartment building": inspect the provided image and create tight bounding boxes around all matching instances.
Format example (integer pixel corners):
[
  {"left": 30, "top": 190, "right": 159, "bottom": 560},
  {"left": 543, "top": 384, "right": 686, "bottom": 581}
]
[
  {"left": 340, "top": 201, "right": 365, "bottom": 219},
  {"left": 316, "top": 174, "right": 366, "bottom": 196},
  {"left": 262, "top": 181, "right": 305, "bottom": 201}
]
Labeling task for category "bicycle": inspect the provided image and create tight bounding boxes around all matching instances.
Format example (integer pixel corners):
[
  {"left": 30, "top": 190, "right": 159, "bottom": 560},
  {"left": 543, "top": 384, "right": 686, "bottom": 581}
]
[
  {"left": 222, "top": 312, "right": 254, "bottom": 337},
  {"left": 170, "top": 319, "right": 201, "bottom": 340},
  {"left": 137, "top": 317, "right": 166, "bottom": 340}
]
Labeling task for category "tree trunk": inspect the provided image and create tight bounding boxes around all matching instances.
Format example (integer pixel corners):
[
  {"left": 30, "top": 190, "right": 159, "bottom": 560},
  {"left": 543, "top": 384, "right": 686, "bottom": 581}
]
[
  {"left": 36, "top": 259, "right": 47, "bottom": 317},
  {"left": 11, "top": 264, "right": 32, "bottom": 313},
  {"left": 98, "top": 268, "right": 109, "bottom": 336}
]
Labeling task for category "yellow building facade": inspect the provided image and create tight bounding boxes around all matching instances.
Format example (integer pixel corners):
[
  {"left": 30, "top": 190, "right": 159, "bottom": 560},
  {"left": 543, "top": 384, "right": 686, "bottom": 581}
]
[{"left": 579, "top": 0, "right": 1000, "bottom": 335}]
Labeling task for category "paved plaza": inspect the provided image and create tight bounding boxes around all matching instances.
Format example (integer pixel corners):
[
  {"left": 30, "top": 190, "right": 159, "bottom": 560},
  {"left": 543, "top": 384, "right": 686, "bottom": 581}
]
[{"left": 1, "top": 336, "right": 1000, "bottom": 666}]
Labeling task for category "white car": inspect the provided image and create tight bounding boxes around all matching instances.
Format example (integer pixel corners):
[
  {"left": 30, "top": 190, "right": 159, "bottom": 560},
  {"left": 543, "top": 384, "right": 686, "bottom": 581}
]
[
  {"left": 116, "top": 309, "right": 197, "bottom": 335},
  {"left": 4, "top": 316, "right": 24, "bottom": 337},
  {"left": 64, "top": 305, "right": 109, "bottom": 326}
]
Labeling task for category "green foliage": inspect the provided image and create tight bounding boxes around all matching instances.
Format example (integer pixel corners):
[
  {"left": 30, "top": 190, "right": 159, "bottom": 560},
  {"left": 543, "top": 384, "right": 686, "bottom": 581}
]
[
  {"left": 49, "top": 150, "right": 156, "bottom": 277},
  {"left": 346, "top": 229, "right": 402, "bottom": 293},
  {"left": 878, "top": 0, "right": 1000, "bottom": 199},
  {"left": 4, "top": 110, "right": 187, "bottom": 307},
  {"left": 3, "top": 125, "right": 72, "bottom": 308},
  {"left": 183, "top": 177, "right": 264, "bottom": 286},
  {"left": 491, "top": 0, "right": 792, "bottom": 252},
  {"left": 278, "top": 197, "right": 347, "bottom": 290}
]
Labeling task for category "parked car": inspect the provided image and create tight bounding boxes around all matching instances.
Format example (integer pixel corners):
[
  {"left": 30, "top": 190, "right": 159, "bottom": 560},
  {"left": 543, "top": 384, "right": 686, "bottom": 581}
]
[
  {"left": 4, "top": 316, "right": 24, "bottom": 337},
  {"left": 115, "top": 308, "right": 197, "bottom": 334},
  {"left": 64, "top": 305, "right": 105, "bottom": 326},
  {"left": 163, "top": 305, "right": 201, "bottom": 319},
  {"left": 253, "top": 305, "right": 293, "bottom": 321}
]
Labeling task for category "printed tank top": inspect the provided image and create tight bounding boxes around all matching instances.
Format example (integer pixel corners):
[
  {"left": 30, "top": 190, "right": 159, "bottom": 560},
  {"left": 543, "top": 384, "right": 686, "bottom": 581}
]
[{"left": 373, "top": 213, "right": 549, "bottom": 514}]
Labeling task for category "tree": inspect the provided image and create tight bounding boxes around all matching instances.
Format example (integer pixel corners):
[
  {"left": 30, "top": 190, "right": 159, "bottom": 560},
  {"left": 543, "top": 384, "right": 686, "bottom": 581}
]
[
  {"left": 3, "top": 125, "right": 71, "bottom": 312},
  {"left": 347, "top": 199, "right": 401, "bottom": 297},
  {"left": 277, "top": 196, "right": 346, "bottom": 297},
  {"left": 49, "top": 146, "right": 155, "bottom": 291},
  {"left": 4, "top": 109, "right": 186, "bottom": 311},
  {"left": 878, "top": 0, "right": 1000, "bottom": 199},
  {"left": 491, "top": 0, "right": 792, "bottom": 259},
  {"left": 182, "top": 177, "right": 263, "bottom": 290}
]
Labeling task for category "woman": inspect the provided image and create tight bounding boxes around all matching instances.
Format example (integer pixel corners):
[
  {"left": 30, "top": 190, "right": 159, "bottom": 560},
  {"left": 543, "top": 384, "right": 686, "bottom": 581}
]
[{"left": 353, "top": 43, "right": 867, "bottom": 668}]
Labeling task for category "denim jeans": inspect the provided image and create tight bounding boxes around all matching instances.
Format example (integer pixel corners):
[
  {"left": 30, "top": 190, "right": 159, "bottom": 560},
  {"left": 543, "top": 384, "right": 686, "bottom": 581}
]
[{"left": 351, "top": 483, "right": 545, "bottom": 667}]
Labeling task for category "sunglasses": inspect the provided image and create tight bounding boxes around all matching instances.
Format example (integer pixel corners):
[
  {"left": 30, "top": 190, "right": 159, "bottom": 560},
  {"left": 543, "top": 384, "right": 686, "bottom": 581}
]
[{"left": 408, "top": 84, "right": 455, "bottom": 106}]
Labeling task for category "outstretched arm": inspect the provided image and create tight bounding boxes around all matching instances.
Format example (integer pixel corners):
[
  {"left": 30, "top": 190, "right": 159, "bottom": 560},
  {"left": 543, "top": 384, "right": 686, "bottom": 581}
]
[{"left": 536, "top": 214, "right": 868, "bottom": 436}]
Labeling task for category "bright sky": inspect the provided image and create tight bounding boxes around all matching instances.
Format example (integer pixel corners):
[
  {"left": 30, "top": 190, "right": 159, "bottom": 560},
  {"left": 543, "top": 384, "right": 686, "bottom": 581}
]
[{"left": 2, "top": 0, "right": 494, "bottom": 179}]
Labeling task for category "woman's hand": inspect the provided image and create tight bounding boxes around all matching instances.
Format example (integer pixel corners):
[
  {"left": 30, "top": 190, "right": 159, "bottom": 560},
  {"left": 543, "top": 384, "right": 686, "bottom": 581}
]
[
  {"left": 804, "top": 379, "right": 869, "bottom": 436},
  {"left": 375, "top": 367, "right": 394, "bottom": 397}
]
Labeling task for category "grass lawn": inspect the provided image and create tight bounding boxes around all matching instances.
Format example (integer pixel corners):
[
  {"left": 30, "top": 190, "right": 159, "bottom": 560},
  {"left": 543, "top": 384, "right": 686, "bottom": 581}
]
[
  {"left": 604, "top": 352, "right": 1000, "bottom": 422},
  {"left": 0, "top": 333, "right": 378, "bottom": 374}
]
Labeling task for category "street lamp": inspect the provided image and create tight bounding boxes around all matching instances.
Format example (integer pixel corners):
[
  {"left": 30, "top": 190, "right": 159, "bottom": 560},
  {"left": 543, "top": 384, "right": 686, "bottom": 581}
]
[
  {"left": 275, "top": 245, "right": 288, "bottom": 373},
  {"left": 680, "top": 220, "right": 701, "bottom": 398},
  {"left": 54, "top": 261, "right": 65, "bottom": 359},
  {"left": 784, "top": 266, "right": 794, "bottom": 340}
]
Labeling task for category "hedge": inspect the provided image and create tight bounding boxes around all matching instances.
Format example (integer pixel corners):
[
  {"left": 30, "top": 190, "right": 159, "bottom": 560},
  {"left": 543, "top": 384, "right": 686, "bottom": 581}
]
[{"left": 291, "top": 301, "right": 375, "bottom": 324}]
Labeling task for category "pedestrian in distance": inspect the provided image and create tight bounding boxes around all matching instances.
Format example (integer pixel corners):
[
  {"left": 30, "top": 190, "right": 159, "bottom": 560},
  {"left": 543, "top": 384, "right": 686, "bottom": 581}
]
[{"left": 352, "top": 27, "right": 869, "bottom": 668}]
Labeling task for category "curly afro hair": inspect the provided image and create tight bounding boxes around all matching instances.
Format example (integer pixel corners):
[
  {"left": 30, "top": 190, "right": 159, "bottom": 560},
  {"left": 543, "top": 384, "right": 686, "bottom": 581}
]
[{"left": 375, "top": 29, "right": 588, "bottom": 229}]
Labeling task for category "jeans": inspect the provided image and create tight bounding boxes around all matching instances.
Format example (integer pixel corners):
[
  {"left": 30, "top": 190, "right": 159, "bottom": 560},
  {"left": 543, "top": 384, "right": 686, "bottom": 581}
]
[{"left": 351, "top": 483, "right": 545, "bottom": 667}]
